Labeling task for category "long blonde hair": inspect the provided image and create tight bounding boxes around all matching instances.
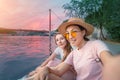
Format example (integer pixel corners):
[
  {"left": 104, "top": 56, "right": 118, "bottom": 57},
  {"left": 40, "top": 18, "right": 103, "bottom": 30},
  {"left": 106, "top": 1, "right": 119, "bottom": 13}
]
[{"left": 54, "top": 32, "right": 72, "bottom": 62}]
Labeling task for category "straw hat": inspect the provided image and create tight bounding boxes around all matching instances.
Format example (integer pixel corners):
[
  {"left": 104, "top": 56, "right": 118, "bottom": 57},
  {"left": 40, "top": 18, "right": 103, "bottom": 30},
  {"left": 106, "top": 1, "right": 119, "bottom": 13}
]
[{"left": 58, "top": 17, "right": 94, "bottom": 36}]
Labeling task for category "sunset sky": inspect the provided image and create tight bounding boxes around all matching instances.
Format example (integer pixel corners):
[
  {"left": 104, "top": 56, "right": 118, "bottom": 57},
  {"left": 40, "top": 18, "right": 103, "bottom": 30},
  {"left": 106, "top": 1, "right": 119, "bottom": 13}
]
[{"left": 0, "top": 0, "right": 70, "bottom": 30}]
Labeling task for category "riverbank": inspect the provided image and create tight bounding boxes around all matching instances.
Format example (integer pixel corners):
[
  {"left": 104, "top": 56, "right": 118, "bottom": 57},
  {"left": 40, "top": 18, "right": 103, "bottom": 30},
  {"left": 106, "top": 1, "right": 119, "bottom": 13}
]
[{"left": 103, "top": 40, "right": 120, "bottom": 55}]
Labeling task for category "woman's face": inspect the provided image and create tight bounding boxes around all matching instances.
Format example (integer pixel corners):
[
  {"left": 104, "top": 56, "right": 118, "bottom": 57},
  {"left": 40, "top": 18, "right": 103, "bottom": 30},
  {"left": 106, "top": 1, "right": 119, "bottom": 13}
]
[
  {"left": 65, "top": 25, "right": 85, "bottom": 47},
  {"left": 55, "top": 34, "right": 67, "bottom": 49}
]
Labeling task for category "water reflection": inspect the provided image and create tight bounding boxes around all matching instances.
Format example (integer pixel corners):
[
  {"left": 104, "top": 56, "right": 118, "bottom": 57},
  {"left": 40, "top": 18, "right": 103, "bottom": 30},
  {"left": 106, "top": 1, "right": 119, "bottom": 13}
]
[{"left": 0, "top": 36, "right": 56, "bottom": 80}]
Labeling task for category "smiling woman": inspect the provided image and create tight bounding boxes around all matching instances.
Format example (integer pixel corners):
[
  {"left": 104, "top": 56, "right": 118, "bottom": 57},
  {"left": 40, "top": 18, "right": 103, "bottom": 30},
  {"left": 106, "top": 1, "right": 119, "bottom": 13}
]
[{"left": 18, "top": 32, "right": 76, "bottom": 80}]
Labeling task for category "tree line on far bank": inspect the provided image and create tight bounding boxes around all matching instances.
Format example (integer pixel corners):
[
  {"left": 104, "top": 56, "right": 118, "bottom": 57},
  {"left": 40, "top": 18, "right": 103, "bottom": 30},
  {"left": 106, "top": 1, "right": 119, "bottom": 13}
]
[
  {"left": 62, "top": 0, "right": 120, "bottom": 42},
  {"left": 0, "top": 28, "right": 50, "bottom": 36}
]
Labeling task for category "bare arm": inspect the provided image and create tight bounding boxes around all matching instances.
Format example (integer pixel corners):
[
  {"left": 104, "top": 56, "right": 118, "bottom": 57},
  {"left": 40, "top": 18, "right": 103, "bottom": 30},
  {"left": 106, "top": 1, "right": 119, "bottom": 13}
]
[
  {"left": 28, "top": 53, "right": 56, "bottom": 77},
  {"left": 49, "top": 62, "right": 71, "bottom": 76},
  {"left": 37, "top": 62, "right": 71, "bottom": 80},
  {"left": 40, "top": 53, "right": 57, "bottom": 67},
  {"left": 100, "top": 51, "right": 113, "bottom": 65},
  {"left": 100, "top": 51, "right": 120, "bottom": 80}
]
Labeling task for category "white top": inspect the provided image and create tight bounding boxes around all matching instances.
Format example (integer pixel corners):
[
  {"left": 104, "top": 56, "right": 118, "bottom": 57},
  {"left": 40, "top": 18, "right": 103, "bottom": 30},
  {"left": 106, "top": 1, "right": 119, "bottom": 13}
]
[{"left": 53, "top": 47, "right": 64, "bottom": 60}]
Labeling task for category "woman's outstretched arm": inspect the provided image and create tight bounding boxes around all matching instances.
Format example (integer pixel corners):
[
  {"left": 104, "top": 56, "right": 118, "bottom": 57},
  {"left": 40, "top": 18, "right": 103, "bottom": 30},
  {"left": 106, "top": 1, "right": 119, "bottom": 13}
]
[{"left": 100, "top": 51, "right": 120, "bottom": 80}]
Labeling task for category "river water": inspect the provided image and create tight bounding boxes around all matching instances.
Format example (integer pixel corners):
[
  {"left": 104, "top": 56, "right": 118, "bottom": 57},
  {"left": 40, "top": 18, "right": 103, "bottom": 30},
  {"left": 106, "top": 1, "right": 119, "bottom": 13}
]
[{"left": 0, "top": 36, "right": 56, "bottom": 80}]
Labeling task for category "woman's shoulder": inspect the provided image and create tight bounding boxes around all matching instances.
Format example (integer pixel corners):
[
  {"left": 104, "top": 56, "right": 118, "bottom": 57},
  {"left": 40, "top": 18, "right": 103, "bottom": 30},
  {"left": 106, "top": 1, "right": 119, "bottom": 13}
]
[
  {"left": 88, "top": 40, "right": 109, "bottom": 50},
  {"left": 55, "top": 47, "right": 63, "bottom": 51},
  {"left": 86, "top": 40, "right": 107, "bottom": 49},
  {"left": 55, "top": 47, "right": 61, "bottom": 50},
  {"left": 88, "top": 40, "right": 104, "bottom": 45},
  {"left": 54, "top": 47, "right": 63, "bottom": 54}
]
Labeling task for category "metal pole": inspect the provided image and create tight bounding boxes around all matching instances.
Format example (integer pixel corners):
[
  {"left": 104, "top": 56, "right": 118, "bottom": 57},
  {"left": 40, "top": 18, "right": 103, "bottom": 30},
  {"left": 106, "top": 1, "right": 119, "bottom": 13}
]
[{"left": 49, "top": 9, "right": 52, "bottom": 55}]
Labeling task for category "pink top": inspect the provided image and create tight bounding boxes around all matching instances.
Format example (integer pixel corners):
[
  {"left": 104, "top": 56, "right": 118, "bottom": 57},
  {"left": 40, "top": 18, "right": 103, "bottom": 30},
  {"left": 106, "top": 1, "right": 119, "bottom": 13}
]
[{"left": 64, "top": 40, "right": 109, "bottom": 80}]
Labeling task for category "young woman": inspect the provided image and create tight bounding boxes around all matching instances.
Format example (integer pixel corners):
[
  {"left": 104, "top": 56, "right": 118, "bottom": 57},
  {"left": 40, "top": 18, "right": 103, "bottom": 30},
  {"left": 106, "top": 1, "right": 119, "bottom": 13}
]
[
  {"left": 35, "top": 17, "right": 120, "bottom": 80},
  {"left": 20, "top": 32, "right": 76, "bottom": 80}
]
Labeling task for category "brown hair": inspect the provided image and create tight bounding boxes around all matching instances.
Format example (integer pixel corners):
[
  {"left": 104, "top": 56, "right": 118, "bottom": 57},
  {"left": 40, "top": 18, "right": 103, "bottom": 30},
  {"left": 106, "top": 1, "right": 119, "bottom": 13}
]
[
  {"left": 62, "top": 39, "right": 72, "bottom": 61},
  {"left": 54, "top": 32, "right": 72, "bottom": 62}
]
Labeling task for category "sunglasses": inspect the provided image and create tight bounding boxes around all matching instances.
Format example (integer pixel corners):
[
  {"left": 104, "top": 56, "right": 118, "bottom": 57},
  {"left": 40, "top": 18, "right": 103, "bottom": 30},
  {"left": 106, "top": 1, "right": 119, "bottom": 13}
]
[{"left": 64, "top": 30, "right": 81, "bottom": 40}]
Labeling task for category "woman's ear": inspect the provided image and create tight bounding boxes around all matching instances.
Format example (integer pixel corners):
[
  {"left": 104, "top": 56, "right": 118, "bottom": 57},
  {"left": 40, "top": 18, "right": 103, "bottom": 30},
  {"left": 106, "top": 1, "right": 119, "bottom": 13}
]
[{"left": 82, "top": 30, "right": 86, "bottom": 37}]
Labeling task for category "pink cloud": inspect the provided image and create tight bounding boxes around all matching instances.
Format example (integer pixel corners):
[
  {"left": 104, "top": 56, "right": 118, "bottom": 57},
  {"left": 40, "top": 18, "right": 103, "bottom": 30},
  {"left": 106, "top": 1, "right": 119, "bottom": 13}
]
[
  {"left": 23, "top": 15, "right": 60, "bottom": 30},
  {"left": 0, "top": 0, "right": 70, "bottom": 30}
]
